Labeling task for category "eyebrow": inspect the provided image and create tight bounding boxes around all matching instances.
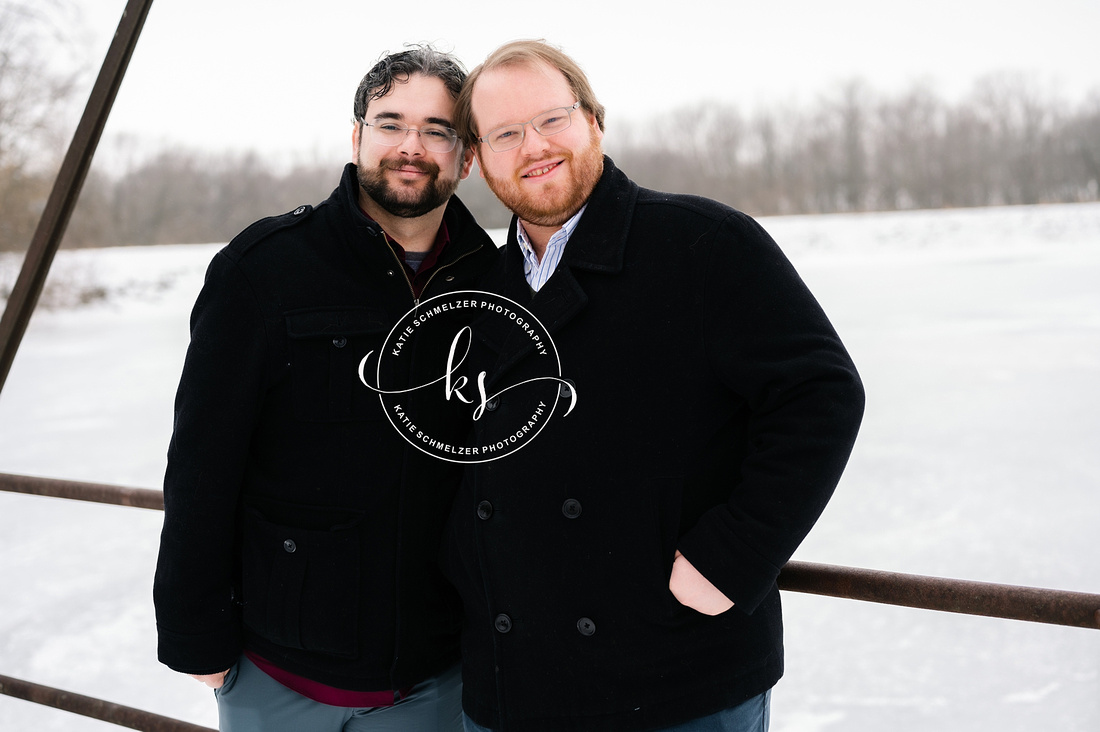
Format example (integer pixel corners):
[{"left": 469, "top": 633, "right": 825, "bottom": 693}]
[
  {"left": 370, "top": 111, "right": 454, "bottom": 127},
  {"left": 486, "top": 103, "right": 575, "bottom": 131}
]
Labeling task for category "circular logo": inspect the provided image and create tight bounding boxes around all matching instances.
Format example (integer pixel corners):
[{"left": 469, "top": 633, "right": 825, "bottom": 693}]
[{"left": 358, "top": 290, "right": 575, "bottom": 463}]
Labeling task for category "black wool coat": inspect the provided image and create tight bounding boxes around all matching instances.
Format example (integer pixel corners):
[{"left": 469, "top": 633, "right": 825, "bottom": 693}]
[
  {"left": 153, "top": 163, "right": 497, "bottom": 690},
  {"left": 443, "top": 158, "right": 865, "bottom": 731}
]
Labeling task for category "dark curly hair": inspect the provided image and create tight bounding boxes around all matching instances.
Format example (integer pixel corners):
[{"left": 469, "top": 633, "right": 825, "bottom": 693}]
[{"left": 353, "top": 44, "right": 467, "bottom": 122}]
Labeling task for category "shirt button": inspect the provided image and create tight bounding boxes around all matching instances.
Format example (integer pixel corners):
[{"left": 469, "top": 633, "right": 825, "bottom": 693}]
[
  {"left": 283, "top": 539, "right": 297, "bottom": 553},
  {"left": 558, "top": 379, "right": 575, "bottom": 400},
  {"left": 477, "top": 501, "right": 494, "bottom": 520},
  {"left": 332, "top": 337, "right": 347, "bottom": 348},
  {"left": 562, "top": 499, "right": 582, "bottom": 519},
  {"left": 494, "top": 614, "right": 512, "bottom": 633},
  {"left": 576, "top": 617, "right": 596, "bottom": 636}
]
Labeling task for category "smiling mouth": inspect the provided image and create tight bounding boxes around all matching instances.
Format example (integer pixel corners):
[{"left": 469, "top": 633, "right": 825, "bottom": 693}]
[
  {"left": 383, "top": 161, "right": 436, "bottom": 176},
  {"left": 523, "top": 161, "right": 561, "bottom": 179}
]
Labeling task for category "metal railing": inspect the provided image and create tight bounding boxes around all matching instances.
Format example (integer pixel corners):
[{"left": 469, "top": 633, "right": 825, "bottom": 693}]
[
  {"left": 0, "top": 674, "right": 215, "bottom": 732},
  {"left": 4, "top": 471, "right": 1098, "bottom": 632},
  {"left": 3, "top": 469, "right": 1099, "bottom": 730}
]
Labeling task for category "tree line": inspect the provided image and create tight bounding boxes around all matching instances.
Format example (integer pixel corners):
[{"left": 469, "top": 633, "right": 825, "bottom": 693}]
[
  {"left": 613, "top": 74, "right": 1100, "bottom": 217},
  {"left": 2, "top": 0, "right": 1099, "bottom": 251},
  {"left": 7, "top": 74, "right": 1097, "bottom": 252}
]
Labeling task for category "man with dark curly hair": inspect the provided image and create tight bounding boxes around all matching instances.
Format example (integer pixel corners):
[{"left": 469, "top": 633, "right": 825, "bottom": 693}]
[{"left": 154, "top": 45, "right": 495, "bottom": 732}]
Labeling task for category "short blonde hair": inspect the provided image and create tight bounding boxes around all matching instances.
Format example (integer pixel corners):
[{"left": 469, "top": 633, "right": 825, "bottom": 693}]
[{"left": 454, "top": 39, "right": 606, "bottom": 147}]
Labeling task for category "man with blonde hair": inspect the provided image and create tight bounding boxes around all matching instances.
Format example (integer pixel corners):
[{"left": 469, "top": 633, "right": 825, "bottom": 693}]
[{"left": 442, "top": 40, "right": 865, "bottom": 731}]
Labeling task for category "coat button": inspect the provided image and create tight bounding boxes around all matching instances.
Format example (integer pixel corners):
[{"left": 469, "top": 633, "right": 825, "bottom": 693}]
[
  {"left": 332, "top": 337, "right": 347, "bottom": 348},
  {"left": 494, "top": 614, "right": 512, "bottom": 633},
  {"left": 562, "top": 499, "right": 582, "bottom": 519},
  {"left": 292, "top": 205, "right": 307, "bottom": 216},
  {"left": 283, "top": 539, "right": 296, "bottom": 553},
  {"left": 477, "top": 500, "right": 493, "bottom": 520},
  {"left": 485, "top": 397, "right": 500, "bottom": 412},
  {"left": 558, "top": 379, "right": 575, "bottom": 400},
  {"left": 577, "top": 617, "right": 596, "bottom": 636},
  {"left": 386, "top": 269, "right": 396, "bottom": 277}
]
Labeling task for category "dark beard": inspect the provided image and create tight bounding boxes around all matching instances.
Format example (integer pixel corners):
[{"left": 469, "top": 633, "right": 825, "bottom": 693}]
[{"left": 357, "top": 159, "right": 459, "bottom": 219}]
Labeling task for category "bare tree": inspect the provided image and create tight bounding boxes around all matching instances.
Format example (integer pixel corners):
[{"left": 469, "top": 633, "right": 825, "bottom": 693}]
[
  {"left": 0, "top": 0, "right": 81, "bottom": 251},
  {"left": 969, "top": 72, "right": 1060, "bottom": 205},
  {"left": 874, "top": 84, "right": 945, "bottom": 209}
]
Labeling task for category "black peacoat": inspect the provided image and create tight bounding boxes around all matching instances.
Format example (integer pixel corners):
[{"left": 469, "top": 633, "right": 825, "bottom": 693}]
[
  {"left": 443, "top": 158, "right": 865, "bottom": 731},
  {"left": 153, "top": 163, "right": 497, "bottom": 691}
]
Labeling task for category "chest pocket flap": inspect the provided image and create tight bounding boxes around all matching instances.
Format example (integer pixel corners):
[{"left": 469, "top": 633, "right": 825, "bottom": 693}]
[{"left": 286, "top": 307, "right": 391, "bottom": 422}]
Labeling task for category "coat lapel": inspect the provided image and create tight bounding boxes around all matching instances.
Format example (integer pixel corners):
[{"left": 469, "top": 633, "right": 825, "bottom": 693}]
[{"left": 475, "top": 157, "right": 639, "bottom": 380}]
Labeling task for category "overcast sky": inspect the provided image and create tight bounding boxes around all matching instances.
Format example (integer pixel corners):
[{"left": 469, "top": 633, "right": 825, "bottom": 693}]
[{"left": 71, "top": 0, "right": 1100, "bottom": 167}]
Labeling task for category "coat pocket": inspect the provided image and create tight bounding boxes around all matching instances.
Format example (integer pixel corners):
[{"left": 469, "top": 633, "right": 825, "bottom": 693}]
[
  {"left": 285, "top": 307, "right": 391, "bottom": 422},
  {"left": 241, "top": 506, "right": 363, "bottom": 657}
]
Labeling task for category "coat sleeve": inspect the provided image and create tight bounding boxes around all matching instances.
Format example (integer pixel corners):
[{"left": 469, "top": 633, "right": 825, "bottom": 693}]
[
  {"left": 676, "top": 211, "right": 865, "bottom": 614},
  {"left": 153, "top": 250, "right": 270, "bottom": 674}
]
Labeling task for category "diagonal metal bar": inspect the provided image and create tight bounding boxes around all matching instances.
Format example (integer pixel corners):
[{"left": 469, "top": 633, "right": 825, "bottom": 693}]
[
  {"left": 0, "top": 673, "right": 215, "bottom": 732},
  {"left": 0, "top": 0, "right": 156, "bottom": 394}
]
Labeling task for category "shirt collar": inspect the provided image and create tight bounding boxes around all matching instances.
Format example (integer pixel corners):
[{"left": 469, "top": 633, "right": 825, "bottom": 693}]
[{"left": 516, "top": 204, "right": 588, "bottom": 269}]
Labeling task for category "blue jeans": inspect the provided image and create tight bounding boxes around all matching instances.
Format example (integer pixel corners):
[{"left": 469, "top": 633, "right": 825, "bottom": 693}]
[
  {"left": 461, "top": 688, "right": 771, "bottom": 732},
  {"left": 215, "top": 654, "right": 462, "bottom": 732}
]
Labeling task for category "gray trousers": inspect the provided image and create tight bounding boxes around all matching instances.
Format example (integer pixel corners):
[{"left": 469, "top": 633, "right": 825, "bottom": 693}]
[{"left": 215, "top": 655, "right": 462, "bottom": 732}]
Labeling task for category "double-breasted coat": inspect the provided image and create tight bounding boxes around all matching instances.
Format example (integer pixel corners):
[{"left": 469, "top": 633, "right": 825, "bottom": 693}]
[{"left": 443, "top": 158, "right": 865, "bottom": 731}]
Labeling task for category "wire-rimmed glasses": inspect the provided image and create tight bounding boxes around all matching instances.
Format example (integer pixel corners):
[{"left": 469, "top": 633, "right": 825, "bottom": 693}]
[
  {"left": 359, "top": 118, "right": 459, "bottom": 153},
  {"left": 478, "top": 102, "right": 581, "bottom": 152}
]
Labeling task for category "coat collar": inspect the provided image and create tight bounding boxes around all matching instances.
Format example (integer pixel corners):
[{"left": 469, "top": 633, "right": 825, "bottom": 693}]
[
  {"left": 499, "top": 155, "right": 638, "bottom": 294},
  {"left": 543, "top": 155, "right": 637, "bottom": 276},
  {"left": 479, "top": 157, "right": 637, "bottom": 374},
  {"left": 334, "top": 162, "right": 492, "bottom": 272}
]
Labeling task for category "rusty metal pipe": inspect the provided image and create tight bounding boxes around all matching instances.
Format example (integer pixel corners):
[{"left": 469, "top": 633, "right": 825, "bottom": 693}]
[
  {"left": 0, "top": 0, "right": 156, "bottom": 393},
  {"left": 4, "top": 473, "right": 1099, "bottom": 632},
  {"left": 0, "top": 673, "right": 215, "bottom": 732},
  {"left": 779, "top": 560, "right": 1100, "bottom": 629},
  {"left": 0, "top": 472, "right": 163, "bottom": 510}
]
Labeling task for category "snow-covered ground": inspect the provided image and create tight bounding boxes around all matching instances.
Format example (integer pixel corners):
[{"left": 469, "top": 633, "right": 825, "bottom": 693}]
[{"left": 2, "top": 202, "right": 1099, "bottom": 731}]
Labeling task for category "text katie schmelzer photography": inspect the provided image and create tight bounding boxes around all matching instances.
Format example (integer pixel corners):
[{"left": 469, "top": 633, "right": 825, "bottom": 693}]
[{"left": 357, "top": 291, "right": 576, "bottom": 463}]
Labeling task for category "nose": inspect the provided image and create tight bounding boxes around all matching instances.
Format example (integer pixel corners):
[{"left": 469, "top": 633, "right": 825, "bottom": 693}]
[
  {"left": 519, "top": 122, "right": 550, "bottom": 156},
  {"left": 396, "top": 128, "right": 426, "bottom": 156}
]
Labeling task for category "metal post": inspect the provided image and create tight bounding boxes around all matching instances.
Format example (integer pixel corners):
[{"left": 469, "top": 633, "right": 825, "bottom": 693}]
[{"left": 0, "top": 0, "right": 156, "bottom": 394}]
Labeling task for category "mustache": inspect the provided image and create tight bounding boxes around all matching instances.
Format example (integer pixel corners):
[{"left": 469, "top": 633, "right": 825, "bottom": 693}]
[{"left": 380, "top": 159, "right": 440, "bottom": 175}]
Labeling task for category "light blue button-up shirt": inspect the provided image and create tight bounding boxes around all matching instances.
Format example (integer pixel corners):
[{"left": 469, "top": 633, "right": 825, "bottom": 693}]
[{"left": 516, "top": 204, "right": 587, "bottom": 292}]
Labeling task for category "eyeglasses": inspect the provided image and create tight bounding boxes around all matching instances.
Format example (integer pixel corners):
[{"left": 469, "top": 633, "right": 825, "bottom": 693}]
[
  {"left": 359, "top": 118, "right": 459, "bottom": 153},
  {"left": 478, "top": 102, "right": 581, "bottom": 153}
]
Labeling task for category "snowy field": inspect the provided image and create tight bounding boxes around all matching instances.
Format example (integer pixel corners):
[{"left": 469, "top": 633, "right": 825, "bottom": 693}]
[{"left": 1, "top": 202, "right": 1099, "bottom": 731}]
